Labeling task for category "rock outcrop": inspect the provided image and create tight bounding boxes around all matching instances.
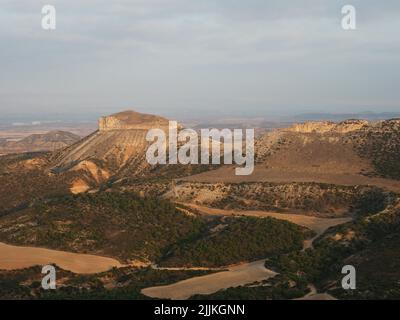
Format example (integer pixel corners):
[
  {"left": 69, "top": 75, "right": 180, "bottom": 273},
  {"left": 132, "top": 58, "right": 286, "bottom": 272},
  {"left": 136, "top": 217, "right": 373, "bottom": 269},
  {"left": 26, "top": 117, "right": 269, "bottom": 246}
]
[
  {"left": 51, "top": 110, "right": 177, "bottom": 186},
  {"left": 98, "top": 110, "right": 169, "bottom": 131},
  {"left": 287, "top": 120, "right": 369, "bottom": 134}
]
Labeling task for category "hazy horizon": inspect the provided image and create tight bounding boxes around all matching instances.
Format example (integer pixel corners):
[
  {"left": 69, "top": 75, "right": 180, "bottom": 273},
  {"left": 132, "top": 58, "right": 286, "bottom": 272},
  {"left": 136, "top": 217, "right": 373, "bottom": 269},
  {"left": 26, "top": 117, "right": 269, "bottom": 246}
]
[{"left": 1, "top": 1, "right": 399, "bottom": 121}]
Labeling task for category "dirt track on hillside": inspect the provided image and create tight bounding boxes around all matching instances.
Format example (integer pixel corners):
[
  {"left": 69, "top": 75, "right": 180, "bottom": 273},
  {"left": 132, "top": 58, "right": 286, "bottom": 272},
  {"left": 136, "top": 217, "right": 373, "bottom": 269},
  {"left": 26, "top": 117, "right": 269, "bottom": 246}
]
[
  {"left": 0, "top": 242, "right": 123, "bottom": 274},
  {"left": 182, "top": 166, "right": 400, "bottom": 193},
  {"left": 184, "top": 204, "right": 352, "bottom": 238}
]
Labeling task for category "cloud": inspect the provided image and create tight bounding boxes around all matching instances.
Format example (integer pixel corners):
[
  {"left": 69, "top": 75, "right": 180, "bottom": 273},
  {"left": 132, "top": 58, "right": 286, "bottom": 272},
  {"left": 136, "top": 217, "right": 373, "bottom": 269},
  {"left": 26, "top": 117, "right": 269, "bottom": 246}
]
[{"left": 0, "top": 0, "right": 399, "bottom": 119}]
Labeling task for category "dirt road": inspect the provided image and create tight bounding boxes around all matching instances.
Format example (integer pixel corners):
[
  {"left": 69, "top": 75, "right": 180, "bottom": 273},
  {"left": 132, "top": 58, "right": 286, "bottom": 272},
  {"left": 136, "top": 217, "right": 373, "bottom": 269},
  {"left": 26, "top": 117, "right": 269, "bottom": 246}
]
[
  {"left": 185, "top": 203, "right": 352, "bottom": 241},
  {"left": 141, "top": 205, "right": 351, "bottom": 299}
]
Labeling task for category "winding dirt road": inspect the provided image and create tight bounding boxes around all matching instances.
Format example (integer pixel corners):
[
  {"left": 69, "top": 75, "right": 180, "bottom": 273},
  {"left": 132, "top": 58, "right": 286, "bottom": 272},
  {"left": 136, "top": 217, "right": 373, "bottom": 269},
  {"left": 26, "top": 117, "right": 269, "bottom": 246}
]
[
  {"left": 184, "top": 204, "right": 352, "bottom": 249},
  {"left": 141, "top": 204, "right": 351, "bottom": 299},
  {"left": 295, "top": 284, "right": 336, "bottom": 300}
]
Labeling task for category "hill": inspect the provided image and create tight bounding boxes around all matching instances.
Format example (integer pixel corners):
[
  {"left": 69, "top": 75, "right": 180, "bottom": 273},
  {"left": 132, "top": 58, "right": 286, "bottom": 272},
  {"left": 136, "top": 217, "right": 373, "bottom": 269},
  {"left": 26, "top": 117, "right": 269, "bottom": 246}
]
[
  {"left": 0, "top": 131, "right": 80, "bottom": 154},
  {"left": 50, "top": 110, "right": 214, "bottom": 193},
  {"left": 183, "top": 119, "right": 400, "bottom": 192},
  {"left": 1, "top": 113, "right": 400, "bottom": 300},
  {"left": 51, "top": 110, "right": 169, "bottom": 176}
]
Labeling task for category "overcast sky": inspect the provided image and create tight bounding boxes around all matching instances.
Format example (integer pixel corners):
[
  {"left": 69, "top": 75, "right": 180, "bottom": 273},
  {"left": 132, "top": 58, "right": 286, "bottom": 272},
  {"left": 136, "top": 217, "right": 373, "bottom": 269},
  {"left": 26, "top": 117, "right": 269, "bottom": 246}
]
[{"left": 0, "top": 0, "right": 399, "bottom": 121}]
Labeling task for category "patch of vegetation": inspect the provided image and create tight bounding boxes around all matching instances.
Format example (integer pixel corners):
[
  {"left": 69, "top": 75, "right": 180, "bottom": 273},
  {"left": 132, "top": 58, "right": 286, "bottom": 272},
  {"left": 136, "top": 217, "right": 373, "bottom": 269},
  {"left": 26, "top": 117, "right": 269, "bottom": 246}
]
[
  {"left": 190, "top": 274, "right": 309, "bottom": 300},
  {"left": 351, "top": 188, "right": 394, "bottom": 217},
  {"left": 160, "top": 217, "right": 311, "bottom": 267},
  {"left": 0, "top": 153, "right": 84, "bottom": 216},
  {"left": 176, "top": 182, "right": 387, "bottom": 217},
  {"left": 0, "top": 265, "right": 211, "bottom": 300},
  {"left": 266, "top": 198, "right": 400, "bottom": 299},
  {"left": 0, "top": 192, "right": 205, "bottom": 262},
  {"left": 349, "top": 120, "right": 400, "bottom": 180},
  {"left": 331, "top": 233, "right": 400, "bottom": 300}
]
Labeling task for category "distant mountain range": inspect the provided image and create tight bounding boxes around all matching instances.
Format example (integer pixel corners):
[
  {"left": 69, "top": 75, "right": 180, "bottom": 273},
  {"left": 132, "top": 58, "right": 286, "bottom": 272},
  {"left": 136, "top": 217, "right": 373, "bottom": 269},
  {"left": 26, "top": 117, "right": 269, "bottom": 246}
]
[
  {"left": 292, "top": 112, "right": 400, "bottom": 122},
  {"left": 0, "top": 130, "right": 80, "bottom": 155}
]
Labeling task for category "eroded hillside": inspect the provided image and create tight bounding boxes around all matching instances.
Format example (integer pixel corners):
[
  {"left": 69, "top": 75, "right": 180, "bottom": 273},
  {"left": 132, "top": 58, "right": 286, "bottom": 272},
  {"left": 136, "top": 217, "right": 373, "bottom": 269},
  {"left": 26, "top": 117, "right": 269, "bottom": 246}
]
[
  {"left": 186, "top": 119, "right": 400, "bottom": 193},
  {"left": 166, "top": 181, "right": 393, "bottom": 217},
  {"left": 1, "top": 115, "right": 400, "bottom": 300},
  {"left": 0, "top": 131, "right": 80, "bottom": 155}
]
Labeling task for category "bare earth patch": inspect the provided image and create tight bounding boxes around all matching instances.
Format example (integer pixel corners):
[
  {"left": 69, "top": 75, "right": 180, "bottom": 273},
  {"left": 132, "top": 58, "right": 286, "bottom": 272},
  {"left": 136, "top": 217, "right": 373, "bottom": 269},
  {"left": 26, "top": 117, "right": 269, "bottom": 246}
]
[
  {"left": 0, "top": 242, "right": 123, "bottom": 274},
  {"left": 141, "top": 260, "right": 276, "bottom": 300}
]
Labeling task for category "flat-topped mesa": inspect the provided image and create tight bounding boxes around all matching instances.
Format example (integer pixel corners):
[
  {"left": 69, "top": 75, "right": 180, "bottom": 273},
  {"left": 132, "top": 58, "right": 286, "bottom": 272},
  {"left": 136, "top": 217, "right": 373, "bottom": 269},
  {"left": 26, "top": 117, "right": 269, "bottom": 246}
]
[
  {"left": 286, "top": 119, "right": 369, "bottom": 134},
  {"left": 287, "top": 121, "right": 335, "bottom": 134},
  {"left": 98, "top": 110, "right": 170, "bottom": 131}
]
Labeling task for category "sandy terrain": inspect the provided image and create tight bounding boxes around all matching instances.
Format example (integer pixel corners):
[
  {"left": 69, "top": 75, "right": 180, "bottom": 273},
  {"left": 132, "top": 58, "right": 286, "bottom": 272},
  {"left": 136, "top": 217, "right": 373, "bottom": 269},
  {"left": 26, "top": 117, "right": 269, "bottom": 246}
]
[
  {"left": 295, "top": 284, "right": 336, "bottom": 300},
  {"left": 141, "top": 259, "right": 276, "bottom": 300},
  {"left": 0, "top": 242, "right": 123, "bottom": 274},
  {"left": 182, "top": 166, "right": 400, "bottom": 193},
  {"left": 297, "top": 293, "right": 336, "bottom": 300}
]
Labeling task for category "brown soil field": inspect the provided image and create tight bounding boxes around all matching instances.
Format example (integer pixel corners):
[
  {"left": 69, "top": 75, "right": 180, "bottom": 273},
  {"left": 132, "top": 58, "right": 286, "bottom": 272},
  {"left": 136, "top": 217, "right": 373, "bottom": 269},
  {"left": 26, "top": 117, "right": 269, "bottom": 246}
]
[
  {"left": 0, "top": 242, "right": 123, "bottom": 274},
  {"left": 141, "top": 259, "right": 276, "bottom": 300}
]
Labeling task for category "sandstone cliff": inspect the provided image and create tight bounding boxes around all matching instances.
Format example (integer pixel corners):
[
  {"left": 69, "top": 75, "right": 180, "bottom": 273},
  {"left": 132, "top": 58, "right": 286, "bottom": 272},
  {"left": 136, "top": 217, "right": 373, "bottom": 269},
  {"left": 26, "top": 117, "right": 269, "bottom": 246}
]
[
  {"left": 287, "top": 119, "right": 369, "bottom": 134},
  {"left": 98, "top": 110, "right": 169, "bottom": 131}
]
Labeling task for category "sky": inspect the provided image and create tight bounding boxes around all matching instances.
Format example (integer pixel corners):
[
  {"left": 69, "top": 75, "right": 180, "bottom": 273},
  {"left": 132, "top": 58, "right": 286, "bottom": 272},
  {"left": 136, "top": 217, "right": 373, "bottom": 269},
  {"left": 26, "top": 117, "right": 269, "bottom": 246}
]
[{"left": 0, "top": 0, "right": 399, "bottom": 122}]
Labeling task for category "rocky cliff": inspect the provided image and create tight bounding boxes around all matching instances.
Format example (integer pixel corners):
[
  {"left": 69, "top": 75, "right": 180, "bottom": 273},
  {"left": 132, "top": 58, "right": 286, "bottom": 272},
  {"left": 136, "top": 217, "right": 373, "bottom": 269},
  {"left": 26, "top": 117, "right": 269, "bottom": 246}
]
[
  {"left": 287, "top": 119, "right": 369, "bottom": 134},
  {"left": 98, "top": 110, "right": 170, "bottom": 131}
]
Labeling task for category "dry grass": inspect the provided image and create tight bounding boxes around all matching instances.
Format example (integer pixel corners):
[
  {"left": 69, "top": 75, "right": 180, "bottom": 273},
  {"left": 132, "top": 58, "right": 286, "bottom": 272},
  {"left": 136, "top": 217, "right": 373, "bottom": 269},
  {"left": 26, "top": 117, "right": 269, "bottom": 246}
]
[{"left": 0, "top": 242, "right": 123, "bottom": 274}]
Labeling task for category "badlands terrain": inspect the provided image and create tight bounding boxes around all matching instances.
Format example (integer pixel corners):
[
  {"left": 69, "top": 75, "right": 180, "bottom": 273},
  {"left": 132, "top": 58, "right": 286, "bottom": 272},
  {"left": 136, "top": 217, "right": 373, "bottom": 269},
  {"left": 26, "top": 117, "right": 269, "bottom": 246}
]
[
  {"left": 0, "top": 131, "right": 80, "bottom": 155},
  {"left": 0, "top": 110, "right": 400, "bottom": 300}
]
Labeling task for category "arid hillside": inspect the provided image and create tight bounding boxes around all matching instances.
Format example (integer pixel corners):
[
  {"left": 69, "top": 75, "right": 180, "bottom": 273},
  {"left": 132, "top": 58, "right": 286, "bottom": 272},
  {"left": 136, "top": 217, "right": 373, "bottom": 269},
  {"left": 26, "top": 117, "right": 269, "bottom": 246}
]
[
  {"left": 49, "top": 110, "right": 215, "bottom": 193},
  {"left": 44, "top": 110, "right": 170, "bottom": 193},
  {"left": 0, "top": 153, "right": 88, "bottom": 215},
  {"left": 1, "top": 113, "right": 400, "bottom": 300},
  {"left": 184, "top": 119, "right": 400, "bottom": 193},
  {"left": 0, "top": 130, "right": 80, "bottom": 155},
  {"left": 51, "top": 110, "right": 169, "bottom": 175},
  {"left": 166, "top": 181, "right": 393, "bottom": 217}
]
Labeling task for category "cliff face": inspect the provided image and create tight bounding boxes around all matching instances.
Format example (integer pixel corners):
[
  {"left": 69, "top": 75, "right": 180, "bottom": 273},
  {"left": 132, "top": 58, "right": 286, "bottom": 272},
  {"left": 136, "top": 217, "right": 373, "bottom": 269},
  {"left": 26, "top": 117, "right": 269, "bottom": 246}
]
[
  {"left": 287, "top": 120, "right": 369, "bottom": 134},
  {"left": 98, "top": 110, "right": 169, "bottom": 131},
  {"left": 51, "top": 110, "right": 177, "bottom": 188}
]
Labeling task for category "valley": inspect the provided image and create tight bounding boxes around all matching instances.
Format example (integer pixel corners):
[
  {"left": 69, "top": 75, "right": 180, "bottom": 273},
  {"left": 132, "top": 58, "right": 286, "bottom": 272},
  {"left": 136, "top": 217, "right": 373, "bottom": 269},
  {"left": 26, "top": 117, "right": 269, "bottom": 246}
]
[
  {"left": 140, "top": 204, "right": 351, "bottom": 299},
  {"left": 1, "top": 111, "right": 400, "bottom": 300}
]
